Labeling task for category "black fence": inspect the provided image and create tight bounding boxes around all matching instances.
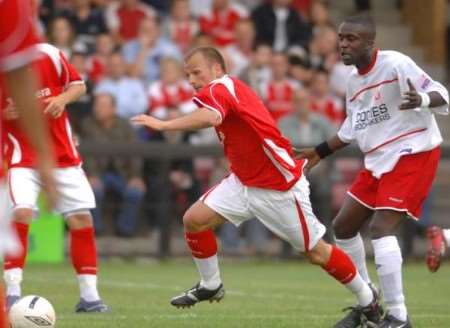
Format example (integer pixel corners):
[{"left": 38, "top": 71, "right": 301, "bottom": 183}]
[{"left": 79, "top": 141, "right": 450, "bottom": 257}]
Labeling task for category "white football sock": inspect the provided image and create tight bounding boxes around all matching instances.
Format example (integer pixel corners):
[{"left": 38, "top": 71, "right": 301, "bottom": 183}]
[
  {"left": 372, "top": 236, "right": 407, "bottom": 321},
  {"left": 77, "top": 274, "right": 100, "bottom": 302},
  {"left": 336, "top": 233, "right": 372, "bottom": 284},
  {"left": 193, "top": 254, "right": 221, "bottom": 290},
  {"left": 4, "top": 268, "right": 22, "bottom": 296},
  {"left": 443, "top": 229, "right": 450, "bottom": 248},
  {"left": 344, "top": 272, "right": 374, "bottom": 307}
]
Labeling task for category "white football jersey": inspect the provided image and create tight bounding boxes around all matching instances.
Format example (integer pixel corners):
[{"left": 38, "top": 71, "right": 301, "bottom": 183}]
[{"left": 338, "top": 50, "right": 449, "bottom": 177}]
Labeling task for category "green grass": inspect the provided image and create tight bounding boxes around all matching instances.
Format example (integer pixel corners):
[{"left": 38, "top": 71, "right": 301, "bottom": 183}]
[{"left": 17, "top": 260, "right": 450, "bottom": 327}]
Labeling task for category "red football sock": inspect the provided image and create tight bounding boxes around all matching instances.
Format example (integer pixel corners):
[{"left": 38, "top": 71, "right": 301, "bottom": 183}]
[
  {"left": 4, "top": 222, "right": 29, "bottom": 270},
  {"left": 70, "top": 227, "right": 97, "bottom": 275},
  {"left": 323, "top": 245, "right": 357, "bottom": 284},
  {"left": 0, "top": 284, "right": 7, "bottom": 328},
  {"left": 185, "top": 230, "right": 218, "bottom": 259}
]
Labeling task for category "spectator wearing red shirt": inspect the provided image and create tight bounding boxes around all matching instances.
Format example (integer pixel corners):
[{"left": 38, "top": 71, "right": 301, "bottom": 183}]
[
  {"left": 148, "top": 57, "right": 195, "bottom": 120},
  {"left": 309, "top": 68, "right": 344, "bottom": 126},
  {"left": 260, "top": 52, "right": 300, "bottom": 122},
  {"left": 87, "top": 33, "right": 115, "bottom": 84},
  {"left": 198, "top": 0, "right": 248, "bottom": 46},
  {"left": 163, "top": 0, "right": 199, "bottom": 54},
  {"left": 105, "top": 0, "right": 156, "bottom": 44}
]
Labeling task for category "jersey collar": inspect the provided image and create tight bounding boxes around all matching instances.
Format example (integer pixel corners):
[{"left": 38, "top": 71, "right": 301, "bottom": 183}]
[{"left": 357, "top": 49, "right": 378, "bottom": 75}]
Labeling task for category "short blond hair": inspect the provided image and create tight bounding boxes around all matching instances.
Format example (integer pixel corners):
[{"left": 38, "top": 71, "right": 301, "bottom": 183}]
[{"left": 185, "top": 46, "right": 227, "bottom": 72}]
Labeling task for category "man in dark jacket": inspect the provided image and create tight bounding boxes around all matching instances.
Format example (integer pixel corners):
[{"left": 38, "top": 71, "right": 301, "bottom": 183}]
[
  {"left": 81, "top": 93, "right": 146, "bottom": 236},
  {"left": 251, "top": 0, "right": 311, "bottom": 52}
]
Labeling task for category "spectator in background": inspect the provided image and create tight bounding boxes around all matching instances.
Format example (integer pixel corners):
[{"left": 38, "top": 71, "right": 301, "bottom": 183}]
[
  {"left": 190, "top": 32, "right": 215, "bottom": 49},
  {"left": 260, "top": 52, "right": 300, "bottom": 121},
  {"left": 163, "top": 0, "right": 199, "bottom": 54},
  {"left": 309, "top": 0, "right": 333, "bottom": 32},
  {"left": 251, "top": 0, "right": 312, "bottom": 52},
  {"left": 198, "top": 0, "right": 249, "bottom": 47},
  {"left": 289, "top": 54, "right": 314, "bottom": 87},
  {"left": 309, "top": 25, "right": 339, "bottom": 69},
  {"left": 95, "top": 52, "right": 148, "bottom": 119},
  {"left": 226, "top": 19, "right": 255, "bottom": 77},
  {"left": 147, "top": 57, "right": 195, "bottom": 121},
  {"left": 278, "top": 87, "right": 336, "bottom": 244},
  {"left": 105, "top": 0, "right": 156, "bottom": 44},
  {"left": 122, "top": 16, "right": 182, "bottom": 85},
  {"left": 329, "top": 58, "right": 353, "bottom": 99},
  {"left": 291, "top": 0, "right": 313, "bottom": 18},
  {"left": 81, "top": 93, "right": 146, "bottom": 236},
  {"left": 278, "top": 88, "right": 335, "bottom": 147},
  {"left": 239, "top": 43, "right": 272, "bottom": 95},
  {"left": 62, "top": 0, "right": 108, "bottom": 53},
  {"left": 47, "top": 16, "right": 77, "bottom": 58},
  {"left": 310, "top": 68, "right": 344, "bottom": 126},
  {"left": 87, "top": 33, "right": 116, "bottom": 84},
  {"left": 67, "top": 51, "right": 95, "bottom": 134},
  {"left": 190, "top": 0, "right": 212, "bottom": 17}
]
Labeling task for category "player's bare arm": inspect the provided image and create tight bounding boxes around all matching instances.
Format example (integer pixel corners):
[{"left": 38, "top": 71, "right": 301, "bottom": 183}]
[
  {"left": 4, "top": 65, "right": 57, "bottom": 209},
  {"left": 400, "top": 78, "right": 448, "bottom": 110},
  {"left": 44, "top": 82, "right": 86, "bottom": 118},
  {"left": 130, "top": 108, "right": 221, "bottom": 131},
  {"left": 294, "top": 135, "right": 349, "bottom": 171}
]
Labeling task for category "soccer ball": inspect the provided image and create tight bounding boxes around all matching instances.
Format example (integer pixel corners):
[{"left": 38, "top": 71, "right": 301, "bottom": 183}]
[{"left": 9, "top": 295, "right": 56, "bottom": 328}]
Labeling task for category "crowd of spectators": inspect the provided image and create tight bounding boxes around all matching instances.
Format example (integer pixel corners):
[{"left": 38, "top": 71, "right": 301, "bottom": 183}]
[{"left": 35, "top": 0, "right": 371, "bottom": 254}]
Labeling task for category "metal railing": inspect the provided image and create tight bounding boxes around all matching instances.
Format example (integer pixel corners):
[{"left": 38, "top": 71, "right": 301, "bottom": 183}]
[{"left": 79, "top": 141, "right": 450, "bottom": 257}]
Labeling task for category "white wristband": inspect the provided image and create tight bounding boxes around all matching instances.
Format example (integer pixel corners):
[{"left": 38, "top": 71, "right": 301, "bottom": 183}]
[{"left": 419, "top": 92, "right": 431, "bottom": 108}]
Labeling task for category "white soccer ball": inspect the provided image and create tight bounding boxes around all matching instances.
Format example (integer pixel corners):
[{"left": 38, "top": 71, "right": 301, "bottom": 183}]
[{"left": 9, "top": 295, "right": 56, "bottom": 328}]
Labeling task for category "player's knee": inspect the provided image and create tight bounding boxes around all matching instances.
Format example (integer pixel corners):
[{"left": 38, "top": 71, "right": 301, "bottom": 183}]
[
  {"left": 369, "top": 220, "right": 388, "bottom": 239},
  {"left": 304, "top": 249, "right": 327, "bottom": 265},
  {"left": 304, "top": 240, "right": 330, "bottom": 266},
  {"left": 369, "top": 211, "right": 402, "bottom": 239},
  {"left": 182, "top": 209, "right": 203, "bottom": 232},
  {"left": 332, "top": 217, "right": 354, "bottom": 239},
  {"left": 66, "top": 212, "right": 93, "bottom": 229},
  {"left": 13, "top": 208, "right": 33, "bottom": 224}
]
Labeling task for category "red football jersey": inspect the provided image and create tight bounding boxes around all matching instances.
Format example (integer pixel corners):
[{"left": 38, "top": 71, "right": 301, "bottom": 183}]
[
  {"left": 193, "top": 75, "right": 303, "bottom": 191},
  {"left": 0, "top": 0, "right": 40, "bottom": 178},
  {"left": 199, "top": 4, "right": 248, "bottom": 47},
  {"left": 2, "top": 43, "right": 83, "bottom": 169}
]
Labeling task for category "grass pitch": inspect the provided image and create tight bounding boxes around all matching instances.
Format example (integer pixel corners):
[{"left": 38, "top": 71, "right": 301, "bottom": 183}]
[{"left": 18, "top": 259, "right": 450, "bottom": 327}]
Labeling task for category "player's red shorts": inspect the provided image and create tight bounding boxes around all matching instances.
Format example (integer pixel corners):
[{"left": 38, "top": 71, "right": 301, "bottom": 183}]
[{"left": 348, "top": 147, "right": 440, "bottom": 220}]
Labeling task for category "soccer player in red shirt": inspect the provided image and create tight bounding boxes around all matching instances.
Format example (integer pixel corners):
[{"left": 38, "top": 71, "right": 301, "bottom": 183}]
[
  {"left": 1, "top": 43, "right": 109, "bottom": 313},
  {"left": 131, "top": 46, "right": 383, "bottom": 326},
  {"left": 0, "top": 1, "right": 58, "bottom": 326}
]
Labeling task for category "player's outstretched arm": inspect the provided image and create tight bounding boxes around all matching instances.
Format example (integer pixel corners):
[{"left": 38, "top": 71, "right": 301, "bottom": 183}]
[
  {"left": 4, "top": 65, "right": 58, "bottom": 209},
  {"left": 294, "top": 135, "right": 349, "bottom": 171},
  {"left": 44, "top": 83, "right": 86, "bottom": 118},
  {"left": 131, "top": 108, "right": 221, "bottom": 131}
]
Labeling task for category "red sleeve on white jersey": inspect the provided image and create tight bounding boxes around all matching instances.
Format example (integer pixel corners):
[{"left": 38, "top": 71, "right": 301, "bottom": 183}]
[
  {"left": 0, "top": 0, "right": 39, "bottom": 72},
  {"left": 193, "top": 83, "right": 234, "bottom": 121},
  {"left": 59, "top": 51, "right": 83, "bottom": 87}
]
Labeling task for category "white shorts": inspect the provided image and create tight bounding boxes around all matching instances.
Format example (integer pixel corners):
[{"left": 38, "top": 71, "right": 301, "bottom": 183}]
[
  {"left": 0, "top": 180, "right": 19, "bottom": 256},
  {"left": 8, "top": 166, "right": 96, "bottom": 216},
  {"left": 201, "top": 173, "right": 326, "bottom": 252}
]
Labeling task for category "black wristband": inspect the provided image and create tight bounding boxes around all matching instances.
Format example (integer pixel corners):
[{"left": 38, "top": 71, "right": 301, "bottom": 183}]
[{"left": 315, "top": 141, "right": 333, "bottom": 159}]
